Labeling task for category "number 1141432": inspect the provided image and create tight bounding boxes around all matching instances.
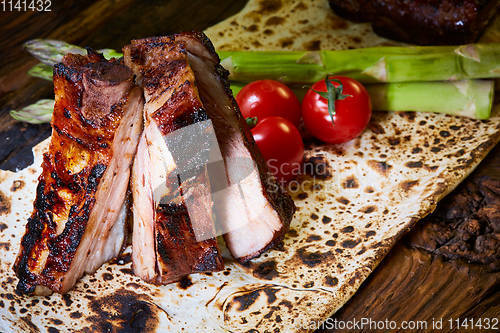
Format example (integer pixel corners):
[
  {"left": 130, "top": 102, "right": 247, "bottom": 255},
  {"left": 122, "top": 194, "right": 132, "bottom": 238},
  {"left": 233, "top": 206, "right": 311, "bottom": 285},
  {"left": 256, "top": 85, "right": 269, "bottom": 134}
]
[{"left": 1, "top": 0, "right": 51, "bottom": 12}]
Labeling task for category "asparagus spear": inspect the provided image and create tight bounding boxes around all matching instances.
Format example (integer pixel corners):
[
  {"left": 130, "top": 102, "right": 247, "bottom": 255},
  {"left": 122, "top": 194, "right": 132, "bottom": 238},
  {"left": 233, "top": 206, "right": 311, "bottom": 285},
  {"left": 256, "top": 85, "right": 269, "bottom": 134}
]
[
  {"left": 9, "top": 99, "right": 55, "bottom": 124},
  {"left": 231, "top": 80, "right": 494, "bottom": 119},
  {"left": 28, "top": 63, "right": 53, "bottom": 81},
  {"left": 366, "top": 80, "right": 494, "bottom": 119},
  {"left": 25, "top": 39, "right": 123, "bottom": 65},
  {"left": 220, "top": 44, "right": 500, "bottom": 83}
]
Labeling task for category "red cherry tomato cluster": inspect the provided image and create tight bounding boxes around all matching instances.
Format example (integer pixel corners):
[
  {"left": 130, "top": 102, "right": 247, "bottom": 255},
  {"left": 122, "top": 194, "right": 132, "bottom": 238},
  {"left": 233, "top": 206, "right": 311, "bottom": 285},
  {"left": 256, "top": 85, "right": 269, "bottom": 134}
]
[{"left": 236, "top": 77, "right": 372, "bottom": 181}]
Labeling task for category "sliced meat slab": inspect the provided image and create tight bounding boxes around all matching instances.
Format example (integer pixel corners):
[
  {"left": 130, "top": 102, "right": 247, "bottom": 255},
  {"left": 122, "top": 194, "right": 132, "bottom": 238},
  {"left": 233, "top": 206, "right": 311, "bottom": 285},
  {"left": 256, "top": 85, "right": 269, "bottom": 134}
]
[
  {"left": 125, "top": 37, "right": 224, "bottom": 284},
  {"left": 13, "top": 51, "right": 143, "bottom": 294},
  {"left": 173, "top": 32, "right": 295, "bottom": 263}
]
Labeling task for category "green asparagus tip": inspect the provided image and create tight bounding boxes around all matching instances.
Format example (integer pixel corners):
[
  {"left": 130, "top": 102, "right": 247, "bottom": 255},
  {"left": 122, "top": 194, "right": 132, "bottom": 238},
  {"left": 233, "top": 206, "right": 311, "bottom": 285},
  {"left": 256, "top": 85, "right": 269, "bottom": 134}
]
[
  {"left": 9, "top": 99, "right": 54, "bottom": 124},
  {"left": 28, "top": 63, "right": 53, "bottom": 81}
]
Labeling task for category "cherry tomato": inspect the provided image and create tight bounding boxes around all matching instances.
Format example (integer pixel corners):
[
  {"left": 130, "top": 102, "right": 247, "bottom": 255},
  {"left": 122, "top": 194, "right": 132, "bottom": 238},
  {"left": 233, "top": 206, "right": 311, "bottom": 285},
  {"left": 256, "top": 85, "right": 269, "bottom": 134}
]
[
  {"left": 236, "top": 80, "right": 301, "bottom": 126},
  {"left": 302, "top": 76, "right": 371, "bottom": 144},
  {"left": 251, "top": 116, "right": 304, "bottom": 181}
]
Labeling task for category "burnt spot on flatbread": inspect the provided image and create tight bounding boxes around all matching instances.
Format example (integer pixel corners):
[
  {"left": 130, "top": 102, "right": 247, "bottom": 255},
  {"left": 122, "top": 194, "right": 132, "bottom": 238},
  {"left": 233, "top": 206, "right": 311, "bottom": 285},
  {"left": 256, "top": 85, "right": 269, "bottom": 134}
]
[
  {"left": 102, "top": 273, "right": 113, "bottom": 281},
  {"left": 359, "top": 206, "right": 376, "bottom": 214},
  {"left": 233, "top": 290, "right": 260, "bottom": 311},
  {"left": 10, "top": 180, "right": 25, "bottom": 192},
  {"left": 297, "top": 192, "right": 308, "bottom": 200},
  {"left": 258, "top": 0, "right": 282, "bottom": 13},
  {"left": 367, "top": 160, "right": 392, "bottom": 176},
  {"left": 387, "top": 137, "right": 400, "bottom": 146},
  {"left": 262, "top": 287, "right": 279, "bottom": 304},
  {"left": 440, "top": 130, "right": 451, "bottom": 138},
  {"left": 253, "top": 261, "right": 278, "bottom": 280},
  {"left": 348, "top": 271, "right": 363, "bottom": 286},
  {"left": 342, "top": 176, "right": 359, "bottom": 189},
  {"left": 368, "top": 122, "right": 385, "bottom": 134},
  {"left": 0, "top": 242, "right": 10, "bottom": 251},
  {"left": 119, "top": 267, "right": 134, "bottom": 275},
  {"left": 322, "top": 216, "right": 332, "bottom": 224},
  {"left": 245, "top": 24, "right": 258, "bottom": 32},
  {"left": 341, "top": 239, "right": 360, "bottom": 249},
  {"left": 178, "top": 276, "right": 193, "bottom": 289},
  {"left": 50, "top": 319, "right": 63, "bottom": 326},
  {"left": 265, "top": 16, "right": 285, "bottom": 25},
  {"left": 326, "top": 240, "right": 336, "bottom": 247},
  {"left": 263, "top": 28, "right": 274, "bottom": 35},
  {"left": 20, "top": 316, "right": 39, "bottom": 332},
  {"left": 340, "top": 226, "right": 354, "bottom": 233},
  {"left": 279, "top": 38, "right": 294, "bottom": 48},
  {"left": 304, "top": 40, "right": 321, "bottom": 51},
  {"left": 310, "top": 213, "right": 319, "bottom": 220},
  {"left": 336, "top": 197, "right": 349, "bottom": 205},
  {"left": 303, "top": 281, "right": 314, "bottom": 288},
  {"left": 306, "top": 235, "right": 321, "bottom": 242},
  {"left": 70, "top": 311, "right": 82, "bottom": 319},
  {"left": 364, "top": 186, "right": 375, "bottom": 193},
  {"left": 303, "top": 155, "right": 332, "bottom": 179},
  {"left": 325, "top": 276, "right": 338, "bottom": 287},
  {"left": 0, "top": 191, "right": 11, "bottom": 215},
  {"left": 84, "top": 288, "right": 160, "bottom": 332},
  {"left": 405, "top": 161, "right": 423, "bottom": 168},
  {"left": 400, "top": 180, "right": 419, "bottom": 192},
  {"left": 398, "top": 112, "right": 416, "bottom": 121},
  {"left": 287, "top": 228, "right": 298, "bottom": 238},
  {"left": 0, "top": 223, "right": 7, "bottom": 232},
  {"left": 297, "top": 248, "right": 332, "bottom": 267},
  {"left": 366, "top": 231, "right": 376, "bottom": 237},
  {"left": 62, "top": 294, "right": 72, "bottom": 307},
  {"left": 357, "top": 247, "right": 367, "bottom": 255},
  {"left": 412, "top": 147, "right": 423, "bottom": 154}
]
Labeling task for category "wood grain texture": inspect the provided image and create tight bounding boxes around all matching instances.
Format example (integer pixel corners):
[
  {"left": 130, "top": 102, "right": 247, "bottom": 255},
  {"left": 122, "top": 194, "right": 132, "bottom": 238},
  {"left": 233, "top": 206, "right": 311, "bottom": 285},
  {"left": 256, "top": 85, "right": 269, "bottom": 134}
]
[{"left": 0, "top": 1, "right": 498, "bottom": 329}]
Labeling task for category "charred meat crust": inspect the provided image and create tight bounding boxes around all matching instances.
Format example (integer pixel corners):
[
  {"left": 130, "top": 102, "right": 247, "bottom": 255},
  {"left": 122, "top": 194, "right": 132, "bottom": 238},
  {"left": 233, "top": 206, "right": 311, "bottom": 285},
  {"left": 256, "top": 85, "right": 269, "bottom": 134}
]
[
  {"left": 14, "top": 51, "right": 136, "bottom": 294},
  {"left": 155, "top": 203, "right": 224, "bottom": 284}
]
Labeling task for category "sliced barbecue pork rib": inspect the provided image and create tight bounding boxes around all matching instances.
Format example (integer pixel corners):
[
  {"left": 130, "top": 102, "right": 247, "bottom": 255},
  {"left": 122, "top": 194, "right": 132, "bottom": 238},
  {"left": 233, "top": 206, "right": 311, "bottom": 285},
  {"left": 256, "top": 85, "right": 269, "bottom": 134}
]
[
  {"left": 124, "top": 37, "right": 224, "bottom": 284},
  {"left": 129, "top": 33, "right": 295, "bottom": 264},
  {"left": 13, "top": 51, "right": 143, "bottom": 295}
]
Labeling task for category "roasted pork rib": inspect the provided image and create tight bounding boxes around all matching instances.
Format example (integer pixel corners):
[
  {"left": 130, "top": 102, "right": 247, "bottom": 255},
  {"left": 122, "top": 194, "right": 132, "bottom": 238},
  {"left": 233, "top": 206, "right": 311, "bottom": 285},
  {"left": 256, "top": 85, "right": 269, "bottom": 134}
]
[
  {"left": 13, "top": 52, "right": 143, "bottom": 294},
  {"left": 131, "top": 33, "right": 295, "bottom": 264},
  {"left": 124, "top": 37, "right": 224, "bottom": 284},
  {"left": 14, "top": 32, "right": 295, "bottom": 293}
]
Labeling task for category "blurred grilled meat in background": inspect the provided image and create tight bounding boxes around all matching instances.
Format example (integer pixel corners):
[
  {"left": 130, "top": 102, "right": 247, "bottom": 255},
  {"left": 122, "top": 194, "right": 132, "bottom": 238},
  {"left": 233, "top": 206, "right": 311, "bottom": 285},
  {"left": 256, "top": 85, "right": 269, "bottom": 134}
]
[{"left": 329, "top": 0, "right": 499, "bottom": 45}]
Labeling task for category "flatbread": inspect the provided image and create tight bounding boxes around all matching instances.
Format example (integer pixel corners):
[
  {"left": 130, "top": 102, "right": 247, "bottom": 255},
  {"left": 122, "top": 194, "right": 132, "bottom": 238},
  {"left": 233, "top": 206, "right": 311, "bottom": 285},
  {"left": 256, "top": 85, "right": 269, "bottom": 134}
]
[
  {"left": 204, "top": 0, "right": 401, "bottom": 51},
  {"left": 1, "top": 0, "right": 499, "bottom": 332}
]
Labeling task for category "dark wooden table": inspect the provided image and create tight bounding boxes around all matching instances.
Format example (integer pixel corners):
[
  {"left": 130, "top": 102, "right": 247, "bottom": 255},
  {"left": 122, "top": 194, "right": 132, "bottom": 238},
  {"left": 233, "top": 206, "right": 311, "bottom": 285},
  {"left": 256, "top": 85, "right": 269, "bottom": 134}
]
[{"left": 1, "top": 1, "right": 498, "bottom": 331}]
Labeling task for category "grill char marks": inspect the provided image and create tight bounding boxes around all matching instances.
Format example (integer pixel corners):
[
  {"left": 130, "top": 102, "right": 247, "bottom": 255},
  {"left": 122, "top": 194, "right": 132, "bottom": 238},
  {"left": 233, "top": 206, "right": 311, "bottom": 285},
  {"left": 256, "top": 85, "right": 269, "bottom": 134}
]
[
  {"left": 14, "top": 52, "right": 143, "bottom": 294},
  {"left": 173, "top": 32, "right": 295, "bottom": 263},
  {"left": 125, "top": 37, "right": 223, "bottom": 284}
]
